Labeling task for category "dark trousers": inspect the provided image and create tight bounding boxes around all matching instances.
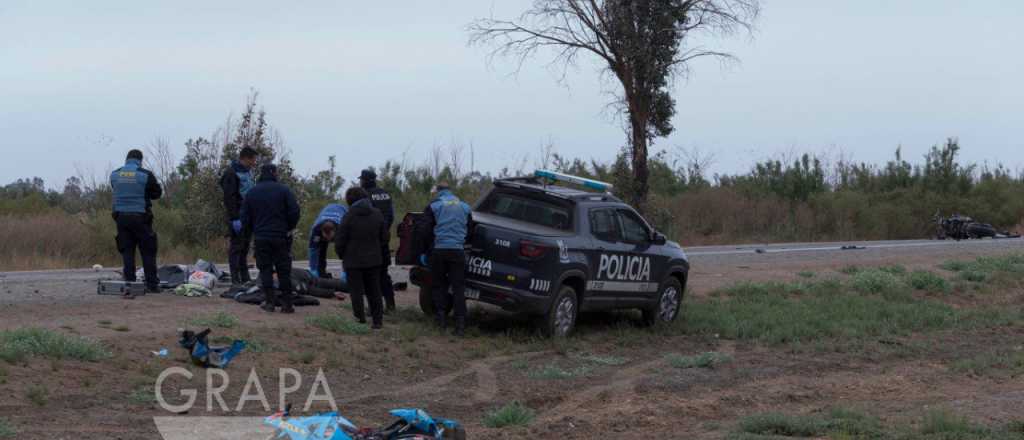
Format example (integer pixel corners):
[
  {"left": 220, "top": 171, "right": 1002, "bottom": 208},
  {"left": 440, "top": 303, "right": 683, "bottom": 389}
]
[
  {"left": 116, "top": 213, "right": 159, "bottom": 289},
  {"left": 430, "top": 249, "right": 466, "bottom": 319},
  {"left": 254, "top": 238, "right": 293, "bottom": 307},
  {"left": 379, "top": 250, "right": 396, "bottom": 309},
  {"left": 314, "top": 241, "right": 329, "bottom": 276},
  {"left": 348, "top": 267, "right": 383, "bottom": 325},
  {"left": 228, "top": 228, "right": 252, "bottom": 284}
]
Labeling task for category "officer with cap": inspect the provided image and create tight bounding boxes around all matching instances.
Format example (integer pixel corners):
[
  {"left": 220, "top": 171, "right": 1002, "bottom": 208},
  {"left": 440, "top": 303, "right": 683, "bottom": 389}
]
[
  {"left": 110, "top": 149, "right": 163, "bottom": 296},
  {"left": 359, "top": 168, "right": 396, "bottom": 312}
]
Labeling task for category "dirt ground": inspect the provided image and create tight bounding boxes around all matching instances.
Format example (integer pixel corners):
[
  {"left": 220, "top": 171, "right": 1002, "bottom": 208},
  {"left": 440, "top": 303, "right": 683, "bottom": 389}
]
[{"left": 0, "top": 238, "right": 1022, "bottom": 439}]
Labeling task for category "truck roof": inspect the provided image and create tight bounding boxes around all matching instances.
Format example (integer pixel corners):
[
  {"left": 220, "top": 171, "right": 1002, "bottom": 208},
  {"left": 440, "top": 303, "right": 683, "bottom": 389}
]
[{"left": 493, "top": 177, "right": 623, "bottom": 203}]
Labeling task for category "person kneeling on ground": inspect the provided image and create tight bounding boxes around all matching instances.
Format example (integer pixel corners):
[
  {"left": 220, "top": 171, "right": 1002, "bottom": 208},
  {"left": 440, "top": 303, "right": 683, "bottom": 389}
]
[
  {"left": 241, "top": 163, "right": 301, "bottom": 314},
  {"left": 308, "top": 203, "right": 348, "bottom": 278},
  {"left": 335, "top": 187, "right": 388, "bottom": 329}
]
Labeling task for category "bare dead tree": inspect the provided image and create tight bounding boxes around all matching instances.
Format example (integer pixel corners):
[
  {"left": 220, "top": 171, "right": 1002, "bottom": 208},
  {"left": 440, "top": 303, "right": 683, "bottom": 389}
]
[
  {"left": 145, "top": 136, "right": 176, "bottom": 191},
  {"left": 536, "top": 136, "right": 556, "bottom": 170},
  {"left": 470, "top": 0, "right": 759, "bottom": 208}
]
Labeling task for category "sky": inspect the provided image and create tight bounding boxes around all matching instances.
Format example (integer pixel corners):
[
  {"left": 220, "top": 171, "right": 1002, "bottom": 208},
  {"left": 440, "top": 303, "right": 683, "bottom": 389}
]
[{"left": 1, "top": 0, "right": 1022, "bottom": 189}]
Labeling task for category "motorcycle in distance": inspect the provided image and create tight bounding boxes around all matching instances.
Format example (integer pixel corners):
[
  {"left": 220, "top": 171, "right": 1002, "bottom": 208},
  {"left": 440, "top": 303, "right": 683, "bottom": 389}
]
[
  {"left": 933, "top": 212, "right": 1017, "bottom": 240},
  {"left": 264, "top": 404, "right": 466, "bottom": 440}
]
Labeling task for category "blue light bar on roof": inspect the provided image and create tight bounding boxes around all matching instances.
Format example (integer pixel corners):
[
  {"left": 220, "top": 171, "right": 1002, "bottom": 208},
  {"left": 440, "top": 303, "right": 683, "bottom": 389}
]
[{"left": 535, "top": 170, "right": 614, "bottom": 192}]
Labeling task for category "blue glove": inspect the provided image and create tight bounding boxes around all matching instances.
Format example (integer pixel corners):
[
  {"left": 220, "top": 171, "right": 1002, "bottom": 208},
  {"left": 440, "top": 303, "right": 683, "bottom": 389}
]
[
  {"left": 419, "top": 254, "right": 428, "bottom": 267},
  {"left": 231, "top": 220, "right": 242, "bottom": 234},
  {"left": 309, "top": 268, "right": 320, "bottom": 279},
  {"left": 340, "top": 272, "right": 348, "bottom": 284}
]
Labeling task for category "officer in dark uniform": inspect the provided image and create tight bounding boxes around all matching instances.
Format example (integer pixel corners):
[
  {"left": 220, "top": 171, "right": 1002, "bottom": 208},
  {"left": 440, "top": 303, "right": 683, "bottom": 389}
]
[
  {"left": 220, "top": 147, "right": 258, "bottom": 287},
  {"left": 416, "top": 182, "right": 472, "bottom": 336},
  {"left": 240, "top": 164, "right": 301, "bottom": 313},
  {"left": 110, "top": 149, "right": 163, "bottom": 296},
  {"left": 359, "top": 169, "right": 396, "bottom": 312}
]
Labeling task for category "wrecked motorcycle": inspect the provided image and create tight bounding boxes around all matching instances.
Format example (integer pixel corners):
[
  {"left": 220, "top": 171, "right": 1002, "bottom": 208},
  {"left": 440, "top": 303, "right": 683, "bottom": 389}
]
[
  {"left": 264, "top": 405, "right": 466, "bottom": 440},
  {"left": 933, "top": 213, "right": 1005, "bottom": 240}
]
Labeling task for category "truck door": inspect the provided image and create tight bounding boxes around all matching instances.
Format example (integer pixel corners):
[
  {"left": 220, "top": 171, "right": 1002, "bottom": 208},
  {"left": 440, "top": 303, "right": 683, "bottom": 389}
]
[
  {"left": 615, "top": 208, "right": 663, "bottom": 305},
  {"left": 585, "top": 207, "right": 630, "bottom": 307}
]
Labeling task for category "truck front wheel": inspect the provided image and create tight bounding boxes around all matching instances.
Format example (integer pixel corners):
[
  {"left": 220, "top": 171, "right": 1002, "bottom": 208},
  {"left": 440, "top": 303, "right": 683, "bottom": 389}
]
[
  {"left": 642, "top": 277, "right": 683, "bottom": 327},
  {"left": 541, "top": 285, "right": 578, "bottom": 338}
]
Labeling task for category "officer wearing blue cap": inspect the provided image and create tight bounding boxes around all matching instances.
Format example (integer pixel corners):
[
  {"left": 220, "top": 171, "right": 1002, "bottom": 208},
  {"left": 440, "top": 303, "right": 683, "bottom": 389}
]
[{"left": 110, "top": 149, "right": 163, "bottom": 296}]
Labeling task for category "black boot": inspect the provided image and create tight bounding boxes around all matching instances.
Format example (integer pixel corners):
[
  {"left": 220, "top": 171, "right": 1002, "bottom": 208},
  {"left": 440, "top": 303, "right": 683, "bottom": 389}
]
[
  {"left": 280, "top": 294, "right": 295, "bottom": 314},
  {"left": 435, "top": 312, "right": 447, "bottom": 331},
  {"left": 261, "top": 287, "right": 277, "bottom": 313},
  {"left": 230, "top": 270, "right": 241, "bottom": 288},
  {"left": 453, "top": 317, "right": 466, "bottom": 337}
]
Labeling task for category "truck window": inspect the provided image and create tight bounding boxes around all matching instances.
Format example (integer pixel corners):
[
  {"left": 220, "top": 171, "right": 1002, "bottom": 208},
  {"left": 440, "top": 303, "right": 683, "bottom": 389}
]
[
  {"left": 478, "top": 192, "right": 573, "bottom": 230},
  {"left": 617, "top": 209, "right": 650, "bottom": 243},
  {"left": 589, "top": 208, "right": 621, "bottom": 243}
]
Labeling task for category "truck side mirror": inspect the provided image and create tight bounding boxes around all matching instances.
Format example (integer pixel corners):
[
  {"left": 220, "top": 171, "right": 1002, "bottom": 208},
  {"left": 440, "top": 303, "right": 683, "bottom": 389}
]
[{"left": 651, "top": 232, "right": 667, "bottom": 245}]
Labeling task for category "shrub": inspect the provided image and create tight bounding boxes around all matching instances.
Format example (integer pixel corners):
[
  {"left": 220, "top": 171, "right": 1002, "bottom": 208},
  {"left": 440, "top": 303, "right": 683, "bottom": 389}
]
[
  {"left": 907, "top": 270, "right": 949, "bottom": 292},
  {"left": 0, "top": 328, "right": 110, "bottom": 363},
  {"left": 483, "top": 402, "right": 535, "bottom": 428},
  {"left": 920, "top": 409, "right": 981, "bottom": 436}
]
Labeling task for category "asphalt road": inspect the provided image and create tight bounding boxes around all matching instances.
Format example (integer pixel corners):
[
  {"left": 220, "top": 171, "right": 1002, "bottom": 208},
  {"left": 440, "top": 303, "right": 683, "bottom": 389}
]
[{"left": 0, "top": 237, "right": 1021, "bottom": 305}]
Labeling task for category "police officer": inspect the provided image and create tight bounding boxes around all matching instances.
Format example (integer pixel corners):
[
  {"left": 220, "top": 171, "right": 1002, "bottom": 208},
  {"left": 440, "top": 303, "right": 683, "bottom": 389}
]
[
  {"left": 308, "top": 203, "right": 348, "bottom": 278},
  {"left": 335, "top": 187, "right": 389, "bottom": 329},
  {"left": 110, "top": 149, "right": 163, "bottom": 297},
  {"left": 240, "top": 164, "right": 301, "bottom": 313},
  {"left": 359, "top": 169, "right": 396, "bottom": 312},
  {"left": 221, "top": 147, "right": 258, "bottom": 287},
  {"left": 417, "top": 182, "right": 472, "bottom": 336}
]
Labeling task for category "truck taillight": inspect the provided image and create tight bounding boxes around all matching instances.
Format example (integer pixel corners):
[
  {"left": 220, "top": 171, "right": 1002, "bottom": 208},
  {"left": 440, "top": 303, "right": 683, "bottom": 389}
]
[{"left": 519, "top": 240, "right": 550, "bottom": 259}]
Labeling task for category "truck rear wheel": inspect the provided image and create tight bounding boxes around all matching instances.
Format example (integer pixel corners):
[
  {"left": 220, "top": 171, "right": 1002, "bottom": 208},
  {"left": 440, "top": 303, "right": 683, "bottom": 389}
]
[
  {"left": 418, "top": 285, "right": 453, "bottom": 318},
  {"left": 541, "top": 285, "right": 578, "bottom": 338},
  {"left": 642, "top": 277, "right": 683, "bottom": 327}
]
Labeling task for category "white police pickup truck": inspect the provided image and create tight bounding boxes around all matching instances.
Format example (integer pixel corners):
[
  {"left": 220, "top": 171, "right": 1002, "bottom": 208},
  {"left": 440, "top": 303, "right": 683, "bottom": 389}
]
[{"left": 409, "top": 171, "right": 690, "bottom": 337}]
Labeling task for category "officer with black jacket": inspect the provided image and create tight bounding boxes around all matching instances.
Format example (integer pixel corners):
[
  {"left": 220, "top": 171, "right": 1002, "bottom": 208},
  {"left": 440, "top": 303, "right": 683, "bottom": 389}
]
[
  {"left": 335, "top": 187, "right": 389, "bottom": 329},
  {"left": 240, "top": 164, "right": 301, "bottom": 313},
  {"left": 110, "top": 149, "right": 163, "bottom": 296},
  {"left": 359, "top": 169, "right": 396, "bottom": 312},
  {"left": 220, "top": 147, "right": 258, "bottom": 286}
]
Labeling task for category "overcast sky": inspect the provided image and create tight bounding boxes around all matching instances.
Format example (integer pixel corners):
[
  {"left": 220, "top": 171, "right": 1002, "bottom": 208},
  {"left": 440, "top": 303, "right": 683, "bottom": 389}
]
[{"left": 2, "top": 0, "right": 1022, "bottom": 188}]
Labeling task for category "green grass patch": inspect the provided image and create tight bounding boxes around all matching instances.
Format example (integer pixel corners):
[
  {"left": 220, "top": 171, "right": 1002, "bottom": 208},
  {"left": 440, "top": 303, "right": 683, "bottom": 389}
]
[
  {"left": 737, "top": 412, "right": 827, "bottom": 437},
  {"left": 575, "top": 353, "right": 630, "bottom": 366},
  {"left": 483, "top": 401, "right": 535, "bottom": 428},
  {"left": 128, "top": 387, "right": 155, "bottom": 405},
  {"left": 941, "top": 254, "right": 1024, "bottom": 287},
  {"left": 796, "top": 271, "right": 815, "bottom": 279},
  {"left": 0, "top": 328, "right": 110, "bottom": 363},
  {"left": 919, "top": 409, "right": 984, "bottom": 436},
  {"left": 97, "top": 320, "right": 112, "bottom": 326},
  {"left": 112, "top": 325, "right": 131, "bottom": 332},
  {"left": 527, "top": 363, "right": 592, "bottom": 380},
  {"left": 907, "top": 270, "right": 950, "bottom": 292},
  {"left": 0, "top": 418, "right": 13, "bottom": 438},
  {"left": 26, "top": 384, "right": 48, "bottom": 406},
  {"left": 186, "top": 312, "right": 239, "bottom": 329},
  {"left": 733, "top": 408, "right": 1022, "bottom": 439},
  {"left": 306, "top": 314, "right": 370, "bottom": 335},
  {"left": 683, "top": 280, "right": 972, "bottom": 345},
  {"left": 849, "top": 268, "right": 904, "bottom": 294},
  {"left": 667, "top": 352, "right": 732, "bottom": 369},
  {"left": 950, "top": 349, "right": 1024, "bottom": 377}
]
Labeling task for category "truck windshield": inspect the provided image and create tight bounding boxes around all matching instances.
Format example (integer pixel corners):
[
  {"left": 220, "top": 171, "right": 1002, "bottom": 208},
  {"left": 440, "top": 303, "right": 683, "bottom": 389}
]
[{"left": 478, "top": 191, "right": 573, "bottom": 230}]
